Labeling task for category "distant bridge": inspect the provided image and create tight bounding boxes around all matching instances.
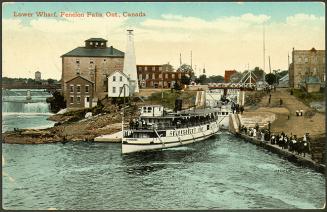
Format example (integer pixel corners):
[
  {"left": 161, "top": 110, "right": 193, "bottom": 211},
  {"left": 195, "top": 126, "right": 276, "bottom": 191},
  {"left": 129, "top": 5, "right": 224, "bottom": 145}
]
[
  {"left": 208, "top": 83, "right": 256, "bottom": 90},
  {"left": 2, "top": 83, "right": 61, "bottom": 93}
]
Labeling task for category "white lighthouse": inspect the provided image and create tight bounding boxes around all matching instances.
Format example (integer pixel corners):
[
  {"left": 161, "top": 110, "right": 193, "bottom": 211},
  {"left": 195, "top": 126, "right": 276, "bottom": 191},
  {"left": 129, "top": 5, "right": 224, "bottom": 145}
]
[{"left": 123, "top": 29, "right": 139, "bottom": 94}]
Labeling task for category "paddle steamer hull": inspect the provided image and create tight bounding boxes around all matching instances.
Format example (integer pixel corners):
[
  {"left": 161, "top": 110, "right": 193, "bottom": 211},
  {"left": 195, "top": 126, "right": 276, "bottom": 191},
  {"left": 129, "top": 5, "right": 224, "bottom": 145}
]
[{"left": 122, "top": 121, "right": 219, "bottom": 154}]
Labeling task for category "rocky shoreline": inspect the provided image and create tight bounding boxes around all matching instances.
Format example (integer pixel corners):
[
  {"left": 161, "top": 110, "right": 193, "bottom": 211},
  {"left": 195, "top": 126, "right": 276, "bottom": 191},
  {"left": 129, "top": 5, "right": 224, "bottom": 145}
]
[{"left": 2, "top": 104, "right": 138, "bottom": 144}]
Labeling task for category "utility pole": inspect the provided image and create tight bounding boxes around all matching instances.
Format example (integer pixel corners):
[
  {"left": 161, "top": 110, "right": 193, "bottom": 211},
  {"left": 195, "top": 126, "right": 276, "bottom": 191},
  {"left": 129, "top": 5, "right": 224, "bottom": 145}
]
[
  {"left": 263, "top": 24, "right": 266, "bottom": 81},
  {"left": 191, "top": 50, "right": 193, "bottom": 70}
]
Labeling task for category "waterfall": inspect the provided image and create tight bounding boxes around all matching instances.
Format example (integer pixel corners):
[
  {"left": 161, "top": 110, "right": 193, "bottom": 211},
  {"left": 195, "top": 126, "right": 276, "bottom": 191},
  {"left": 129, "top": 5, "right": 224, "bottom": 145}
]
[{"left": 2, "top": 89, "right": 52, "bottom": 114}]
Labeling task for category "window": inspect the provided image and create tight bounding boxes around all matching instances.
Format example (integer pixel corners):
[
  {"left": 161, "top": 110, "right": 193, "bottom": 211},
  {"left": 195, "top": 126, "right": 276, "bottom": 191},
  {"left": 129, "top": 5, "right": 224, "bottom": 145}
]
[
  {"left": 76, "top": 68, "right": 80, "bottom": 75},
  {"left": 90, "top": 42, "right": 93, "bottom": 45},
  {"left": 85, "top": 85, "right": 89, "bottom": 93},
  {"left": 178, "top": 73, "right": 181, "bottom": 79},
  {"left": 159, "top": 74, "right": 162, "bottom": 79},
  {"left": 144, "top": 66, "right": 148, "bottom": 71},
  {"left": 138, "top": 66, "right": 142, "bottom": 71},
  {"left": 165, "top": 74, "right": 168, "bottom": 79},
  {"left": 113, "top": 76, "right": 116, "bottom": 81},
  {"left": 76, "top": 59, "right": 80, "bottom": 64},
  {"left": 112, "top": 87, "right": 116, "bottom": 93},
  {"left": 90, "top": 59, "right": 94, "bottom": 64},
  {"left": 101, "top": 42, "right": 104, "bottom": 46},
  {"left": 152, "top": 66, "right": 155, "bottom": 71},
  {"left": 139, "top": 74, "right": 142, "bottom": 80},
  {"left": 172, "top": 74, "right": 175, "bottom": 79},
  {"left": 304, "top": 57, "right": 308, "bottom": 63},
  {"left": 146, "top": 74, "right": 149, "bottom": 79},
  {"left": 95, "top": 42, "right": 98, "bottom": 46},
  {"left": 70, "top": 85, "right": 74, "bottom": 93},
  {"left": 159, "top": 66, "right": 163, "bottom": 71},
  {"left": 77, "top": 96, "right": 81, "bottom": 104},
  {"left": 70, "top": 96, "right": 74, "bottom": 104},
  {"left": 152, "top": 74, "right": 155, "bottom": 80},
  {"left": 120, "top": 76, "right": 123, "bottom": 82},
  {"left": 76, "top": 85, "right": 81, "bottom": 93},
  {"left": 86, "top": 96, "right": 90, "bottom": 102},
  {"left": 147, "top": 107, "right": 152, "bottom": 113}
]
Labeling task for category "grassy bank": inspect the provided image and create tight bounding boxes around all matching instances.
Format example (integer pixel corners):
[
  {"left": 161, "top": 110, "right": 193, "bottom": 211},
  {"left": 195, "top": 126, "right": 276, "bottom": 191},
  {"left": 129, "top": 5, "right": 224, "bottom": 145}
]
[
  {"left": 291, "top": 89, "right": 325, "bottom": 107},
  {"left": 147, "top": 90, "right": 196, "bottom": 109}
]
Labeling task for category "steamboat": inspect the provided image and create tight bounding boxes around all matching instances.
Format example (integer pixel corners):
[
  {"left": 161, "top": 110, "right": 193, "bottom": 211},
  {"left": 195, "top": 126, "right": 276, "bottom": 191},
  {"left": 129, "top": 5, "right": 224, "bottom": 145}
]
[{"left": 122, "top": 100, "right": 231, "bottom": 154}]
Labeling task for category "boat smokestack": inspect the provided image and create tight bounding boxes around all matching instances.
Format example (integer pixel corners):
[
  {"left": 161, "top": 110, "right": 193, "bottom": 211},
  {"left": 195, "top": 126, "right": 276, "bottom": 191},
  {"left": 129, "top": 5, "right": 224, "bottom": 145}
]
[{"left": 174, "top": 98, "right": 183, "bottom": 112}]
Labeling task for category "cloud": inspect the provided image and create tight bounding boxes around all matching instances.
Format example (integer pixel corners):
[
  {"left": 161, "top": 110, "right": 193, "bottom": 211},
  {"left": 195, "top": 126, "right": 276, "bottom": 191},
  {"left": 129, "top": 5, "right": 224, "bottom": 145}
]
[
  {"left": 141, "top": 13, "right": 271, "bottom": 32},
  {"left": 2, "top": 12, "right": 325, "bottom": 79}
]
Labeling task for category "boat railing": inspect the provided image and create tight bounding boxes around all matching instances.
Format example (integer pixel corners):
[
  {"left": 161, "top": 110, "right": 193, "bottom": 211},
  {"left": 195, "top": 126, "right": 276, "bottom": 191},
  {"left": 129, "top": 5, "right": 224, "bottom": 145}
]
[{"left": 128, "top": 120, "right": 215, "bottom": 131}]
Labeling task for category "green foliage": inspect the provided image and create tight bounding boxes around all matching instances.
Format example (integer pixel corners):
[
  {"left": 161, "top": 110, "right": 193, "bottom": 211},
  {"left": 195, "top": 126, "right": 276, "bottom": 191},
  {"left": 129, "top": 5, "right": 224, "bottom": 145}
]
[
  {"left": 230, "top": 72, "right": 243, "bottom": 83},
  {"left": 174, "top": 82, "right": 182, "bottom": 91},
  {"left": 291, "top": 89, "right": 325, "bottom": 107},
  {"left": 148, "top": 90, "right": 195, "bottom": 109},
  {"left": 177, "top": 64, "right": 193, "bottom": 73},
  {"left": 180, "top": 75, "right": 191, "bottom": 85},
  {"left": 252, "top": 67, "right": 264, "bottom": 79},
  {"left": 207, "top": 75, "right": 224, "bottom": 83},
  {"left": 46, "top": 91, "right": 66, "bottom": 113},
  {"left": 265, "top": 73, "right": 277, "bottom": 85}
]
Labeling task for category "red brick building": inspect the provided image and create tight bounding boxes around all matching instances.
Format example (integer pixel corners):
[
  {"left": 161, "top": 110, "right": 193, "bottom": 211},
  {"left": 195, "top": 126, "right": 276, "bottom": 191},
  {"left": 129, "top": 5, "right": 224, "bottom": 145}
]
[
  {"left": 224, "top": 70, "right": 237, "bottom": 82},
  {"left": 65, "top": 76, "right": 94, "bottom": 108},
  {"left": 137, "top": 65, "right": 189, "bottom": 88}
]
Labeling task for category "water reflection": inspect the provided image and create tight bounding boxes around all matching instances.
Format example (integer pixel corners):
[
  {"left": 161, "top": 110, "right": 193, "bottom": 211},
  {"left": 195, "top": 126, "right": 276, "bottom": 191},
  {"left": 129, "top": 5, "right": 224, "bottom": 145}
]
[{"left": 121, "top": 137, "right": 218, "bottom": 175}]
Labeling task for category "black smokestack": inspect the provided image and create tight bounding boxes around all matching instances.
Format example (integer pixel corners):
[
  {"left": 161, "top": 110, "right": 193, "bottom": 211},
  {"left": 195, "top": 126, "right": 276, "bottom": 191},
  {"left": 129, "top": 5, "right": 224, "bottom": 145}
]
[{"left": 174, "top": 98, "right": 182, "bottom": 112}]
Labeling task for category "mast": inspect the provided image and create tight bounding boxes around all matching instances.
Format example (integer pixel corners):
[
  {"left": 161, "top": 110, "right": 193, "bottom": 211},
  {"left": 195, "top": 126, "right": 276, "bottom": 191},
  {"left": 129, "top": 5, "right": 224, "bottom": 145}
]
[
  {"left": 269, "top": 56, "right": 271, "bottom": 74},
  {"left": 191, "top": 50, "right": 193, "bottom": 70}
]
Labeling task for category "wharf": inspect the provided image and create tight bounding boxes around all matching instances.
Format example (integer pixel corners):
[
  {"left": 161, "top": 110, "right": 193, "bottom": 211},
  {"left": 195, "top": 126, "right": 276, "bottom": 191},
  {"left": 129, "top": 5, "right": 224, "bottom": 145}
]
[{"left": 237, "top": 133, "right": 325, "bottom": 174}]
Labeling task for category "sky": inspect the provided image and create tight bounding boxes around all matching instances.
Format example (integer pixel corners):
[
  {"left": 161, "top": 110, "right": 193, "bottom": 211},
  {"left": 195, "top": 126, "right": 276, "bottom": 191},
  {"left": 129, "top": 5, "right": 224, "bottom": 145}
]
[{"left": 2, "top": 1, "right": 325, "bottom": 80}]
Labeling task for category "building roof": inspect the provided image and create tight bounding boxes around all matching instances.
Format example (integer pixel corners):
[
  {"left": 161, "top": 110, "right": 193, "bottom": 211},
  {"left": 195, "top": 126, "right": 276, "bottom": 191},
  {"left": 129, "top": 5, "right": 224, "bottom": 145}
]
[
  {"left": 108, "top": 70, "right": 130, "bottom": 79},
  {"left": 85, "top": 38, "right": 108, "bottom": 42},
  {"left": 65, "top": 75, "right": 94, "bottom": 84},
  {"left": 61, "top": 46, "right": 124, "bottom": 57}
]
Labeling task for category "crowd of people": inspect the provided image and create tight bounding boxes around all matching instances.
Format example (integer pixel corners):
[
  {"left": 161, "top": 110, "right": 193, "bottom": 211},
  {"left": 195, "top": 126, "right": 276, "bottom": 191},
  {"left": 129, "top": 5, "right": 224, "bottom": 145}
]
[{"left": 240, "top": 124, "right": 311, "bottom": 157}]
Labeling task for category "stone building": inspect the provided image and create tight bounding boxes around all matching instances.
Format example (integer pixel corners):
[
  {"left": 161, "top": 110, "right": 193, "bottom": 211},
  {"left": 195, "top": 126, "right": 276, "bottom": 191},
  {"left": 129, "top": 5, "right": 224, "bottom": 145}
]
[
  {"left": 289, "top": 47, "right": 325, "bottom": 88},
  {"left": 107, "top": 70, "right": 130, "bottom": 97},
  {"left": 65, "top": 75, "right": 94, "bottom": 108},
  {"left": 35, "top": 71, "right": 41, "bottom": 81},
  {"left": 137, "top": 65, "right": 188, "bottom": 89},
  {"left": 61, "top": 38, "right": 124, "bottom": 106}
]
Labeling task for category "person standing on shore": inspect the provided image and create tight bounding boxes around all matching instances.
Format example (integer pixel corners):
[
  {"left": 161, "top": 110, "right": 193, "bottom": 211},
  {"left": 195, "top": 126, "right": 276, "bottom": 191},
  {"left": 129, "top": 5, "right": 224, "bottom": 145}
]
[{"left": 279, "top": 98, "right": 283, "bottom": 106}]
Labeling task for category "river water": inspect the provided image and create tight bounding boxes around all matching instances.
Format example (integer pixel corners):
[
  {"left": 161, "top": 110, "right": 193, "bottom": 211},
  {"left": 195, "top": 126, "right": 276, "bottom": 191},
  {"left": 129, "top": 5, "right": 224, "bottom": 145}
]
[
  {"left": 2, "top": 133, "right": 325, "bottom": 210},
  {"left": 2, "top": 89, "right": 325, "bottom": 210}
]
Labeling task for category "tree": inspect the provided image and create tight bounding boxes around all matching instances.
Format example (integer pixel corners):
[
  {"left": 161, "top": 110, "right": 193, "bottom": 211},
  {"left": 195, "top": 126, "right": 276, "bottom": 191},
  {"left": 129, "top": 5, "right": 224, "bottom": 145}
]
[
  {"left": 46, "top": 91, "right": 66, "bottom": 113},
  {"left": 47, "top": 78, "right": 55, "bottom": 84},
  {"left": 230, "top": 72, "right": 243, "bottom": 83},
  {"left": 207, "top": 75, "right": 224, "bottom": 83},
  {"left": 265, "top": 73, "right": 277, "bottom": 85},
  {"left": 173, "top": 82, "right": 182, "bottom": 91},
  {"left": 253, "top": 67, "right": 264, "bottom": 80},
  {"left": 180, "top": 75, "right": 191, "bottom": 85},
  {"left": 195, "top": 74, "right": 207, "bottom": 84},
  {"left": 177, "top": 64, "right": 193, "bottom": 73}
]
